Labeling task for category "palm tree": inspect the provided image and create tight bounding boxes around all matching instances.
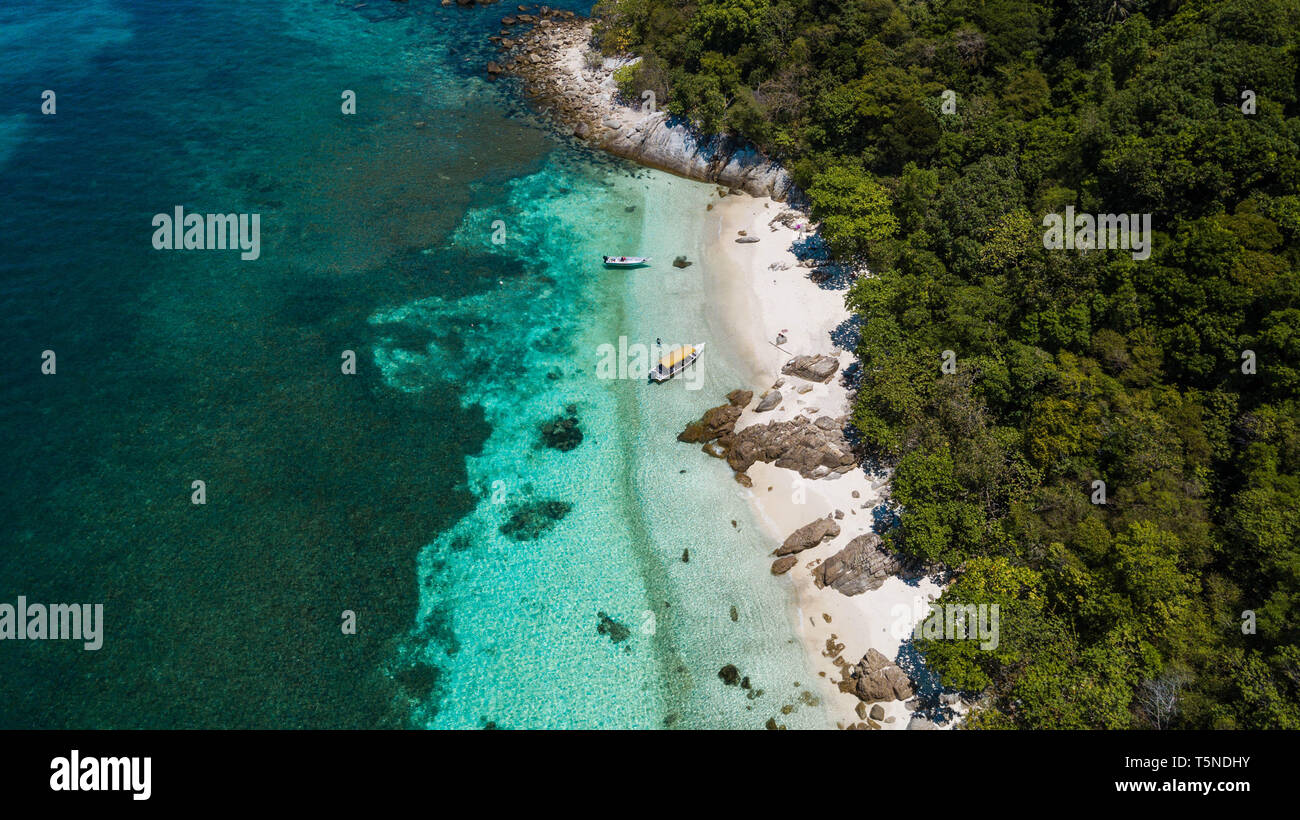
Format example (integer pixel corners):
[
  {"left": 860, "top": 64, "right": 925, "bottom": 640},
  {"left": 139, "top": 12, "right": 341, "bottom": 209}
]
[{"left": 1102, "top": 0, "right": 1135, "bottom": 23}]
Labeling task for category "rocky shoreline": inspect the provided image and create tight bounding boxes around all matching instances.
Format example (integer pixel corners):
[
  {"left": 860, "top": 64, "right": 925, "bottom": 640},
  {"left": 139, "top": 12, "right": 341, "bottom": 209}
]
[
  {"left": 486, "top": 13, "right": 796, "bottom": 200},
  {"left": 676, "top": 357, "right": 951, "bottom": 730},
  {"left": 475, "top": 6, "right": 956, "bottom": 728}
]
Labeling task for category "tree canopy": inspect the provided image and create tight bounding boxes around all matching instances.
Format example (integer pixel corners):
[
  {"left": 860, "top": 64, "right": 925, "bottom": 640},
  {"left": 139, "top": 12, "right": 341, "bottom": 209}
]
[{"left": 597, "top": 0, "right": 1300, "bottom": 728}]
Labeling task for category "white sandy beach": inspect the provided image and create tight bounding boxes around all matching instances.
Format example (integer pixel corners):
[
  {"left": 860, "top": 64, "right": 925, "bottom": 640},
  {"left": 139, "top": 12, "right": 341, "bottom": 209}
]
[
  {"left": 704, "top": 193, "right": 949, "bottom": 729},
  {"left": 519, "top": 17, "right": 957, "bottom": 729}
]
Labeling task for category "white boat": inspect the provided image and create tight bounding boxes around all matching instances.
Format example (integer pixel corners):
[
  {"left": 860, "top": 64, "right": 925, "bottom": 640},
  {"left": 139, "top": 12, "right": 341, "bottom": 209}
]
[
  {"left": 649, "top": 342, "right": 705, "bottom": 382},
  {"left": 603, "top": 255, "right": 650, "bottom": 267}
]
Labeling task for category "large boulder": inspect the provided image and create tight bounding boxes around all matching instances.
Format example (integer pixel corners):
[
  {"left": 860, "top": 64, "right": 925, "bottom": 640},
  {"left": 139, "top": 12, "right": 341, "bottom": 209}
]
[
  {"left": 677, "top": 389, "right": 750, "bottom": 445},
  {"left": 774, "top": 517, "right": 840, "bottom": 556},
  {"left": 726, "top": 415, "right": 857, "bottom": 478},
  {"left": 781, "top": 354, "right": 839, "bottom": 384},
  {"left": 726, "top": 389, "right": 753, "bottom": 408},
  {"left": 597, "top": 109, "right": 797, "bottom": 200},
  {"left": 849, "top": 648, "right": 914, "bottom": 703},
  {"left": 813, "top": 532, "right": 904, "bottom": 596},
  {"left": 677, "top": 404, "right": 742, "bottom": 444}
]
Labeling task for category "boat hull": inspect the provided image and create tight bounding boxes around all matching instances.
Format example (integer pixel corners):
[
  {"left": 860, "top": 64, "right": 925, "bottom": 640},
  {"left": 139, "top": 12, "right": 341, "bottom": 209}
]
[
  {"left": 603, "top": 256, "right": 650, "bottom": 268},
  {"left": 648, "top": 342, "right": 705, "bottom": 382}
]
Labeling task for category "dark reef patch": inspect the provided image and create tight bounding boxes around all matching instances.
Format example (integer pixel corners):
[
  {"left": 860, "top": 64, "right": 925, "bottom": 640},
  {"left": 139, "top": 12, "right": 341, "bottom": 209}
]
[
  {"left": 414, "top": 604, "right": 461, "bottom": 657},
  {"left": 393, "top": 662, "right": 443, "bottom": 706},
  {"left": 596, "top": 611, "right": 632, "bottom": 645},
  {"left": 539, "top": 404, "right": 583, "bottom": 451},
  {"left": 499, "top": 499, "right": 572, "bottom": 541}
]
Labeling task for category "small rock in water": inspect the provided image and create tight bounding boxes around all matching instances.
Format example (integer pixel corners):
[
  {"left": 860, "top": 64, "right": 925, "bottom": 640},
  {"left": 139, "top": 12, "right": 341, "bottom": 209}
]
[
  {"left": 771, "top": 556, "right": 797, "bottom": 574},
  {"left": 681, "top": 548, "right": 690, "bottom": 562},
  {"left": 718, "top": 664, "right": 741, "bottom": 686},
  {"left": 822, "top": 612, "right": 832, "bottom": 623},
  {"left": 730, "top": 605, "right": 739, "bottom": 622},
  {"left": 672, "top": 255, "right": 692, "bottom": 268},
  {"left": 625, "top": 205, "right": 636, "bottom": 212}
]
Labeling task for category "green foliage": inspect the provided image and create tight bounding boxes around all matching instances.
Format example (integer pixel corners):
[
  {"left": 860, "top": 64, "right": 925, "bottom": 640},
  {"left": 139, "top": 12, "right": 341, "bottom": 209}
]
[
  {"left": 599, "top": 0, "right": 1300, "bottom": 728},
  {"left": 806, "top": 164, "right": 898, "bottom": 260}
]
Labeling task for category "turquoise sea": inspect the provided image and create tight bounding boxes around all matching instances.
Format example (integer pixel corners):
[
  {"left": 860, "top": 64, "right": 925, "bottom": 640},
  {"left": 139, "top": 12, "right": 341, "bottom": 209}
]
[{"left": 0, "top": 0, "right": 831, "bottom": 728}]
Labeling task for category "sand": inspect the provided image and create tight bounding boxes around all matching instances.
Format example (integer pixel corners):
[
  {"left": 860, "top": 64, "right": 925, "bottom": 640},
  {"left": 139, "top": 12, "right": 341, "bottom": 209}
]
[
  {"left": 703, "top": 193, "right": 951, "bottom": 730},
  {"left": 517, "top": 18, "right": 959, "bottom": 728}
]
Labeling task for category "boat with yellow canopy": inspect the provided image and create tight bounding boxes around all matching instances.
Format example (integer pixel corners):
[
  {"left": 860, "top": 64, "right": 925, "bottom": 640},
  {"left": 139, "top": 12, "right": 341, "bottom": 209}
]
[{"left": 649, "top": 342, "right": 705, "bottom": 382}]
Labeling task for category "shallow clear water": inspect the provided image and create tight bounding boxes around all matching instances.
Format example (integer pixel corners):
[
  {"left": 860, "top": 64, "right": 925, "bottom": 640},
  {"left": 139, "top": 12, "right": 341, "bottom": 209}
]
[{"left": 0, "top": 0, "right": 829, "bottom": 728}]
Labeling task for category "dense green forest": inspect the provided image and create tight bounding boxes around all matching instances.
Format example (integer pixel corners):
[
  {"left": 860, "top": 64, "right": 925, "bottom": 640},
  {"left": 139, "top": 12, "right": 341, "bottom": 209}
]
[{"left": 593, "top": 0, "right": 1300, "bottom": 728}]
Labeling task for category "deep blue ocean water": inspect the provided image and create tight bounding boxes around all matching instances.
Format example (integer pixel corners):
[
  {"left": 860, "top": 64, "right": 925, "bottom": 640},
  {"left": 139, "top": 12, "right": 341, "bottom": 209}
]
[{"left": 0, "top": 0, "right": 832, "bottom": 728}]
